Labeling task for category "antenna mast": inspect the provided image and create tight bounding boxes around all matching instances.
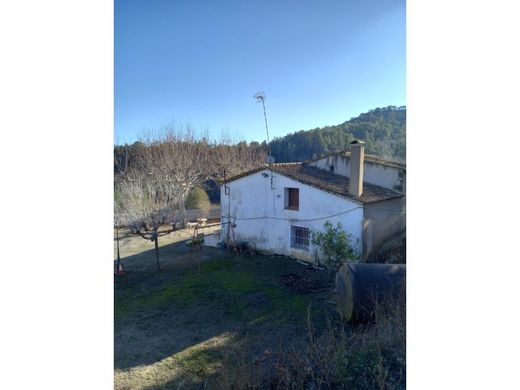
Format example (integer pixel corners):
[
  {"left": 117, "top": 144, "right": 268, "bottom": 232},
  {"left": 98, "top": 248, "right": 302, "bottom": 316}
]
[
  {"left": 253, "top": 92, "right": 273, "bottom": 163},
  {"left": 254, "top": 91, "right": 275, "bottom": 190}
]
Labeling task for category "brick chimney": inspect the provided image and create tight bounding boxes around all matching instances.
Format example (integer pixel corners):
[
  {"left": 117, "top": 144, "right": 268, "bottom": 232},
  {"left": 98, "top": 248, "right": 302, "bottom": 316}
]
[{"left": 349, "top": 140, "right": 365, "bottom": 197}]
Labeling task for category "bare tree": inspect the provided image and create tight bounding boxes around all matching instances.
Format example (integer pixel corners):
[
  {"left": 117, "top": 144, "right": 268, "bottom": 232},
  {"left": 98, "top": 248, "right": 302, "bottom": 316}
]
[
  {"left": 136, "top": 128, "right": 211, "bottom": 225},
  {"left": 115, "top": 176, "right": 180, "bottom": 271},
  {"left": 114, "top": 127, "right": 267, "bottom": 271},
  {"left": 114, "top": 128, "right": 212, "bottom": 270},
  {"left": 210, "top": 132, "right": 267, "bottom": 179}
]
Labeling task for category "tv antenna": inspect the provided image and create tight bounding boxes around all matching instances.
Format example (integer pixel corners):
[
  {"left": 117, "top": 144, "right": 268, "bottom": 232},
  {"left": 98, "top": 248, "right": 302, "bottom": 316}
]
[{"left": 253, "top": 91, "right": 273, "bottom": 164}]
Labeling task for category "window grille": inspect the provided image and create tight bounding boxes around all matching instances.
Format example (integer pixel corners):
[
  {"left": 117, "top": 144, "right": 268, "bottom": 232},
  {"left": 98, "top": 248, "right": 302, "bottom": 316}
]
[{"left": 291, "top": 226, "right": 310, "bottom": 250}]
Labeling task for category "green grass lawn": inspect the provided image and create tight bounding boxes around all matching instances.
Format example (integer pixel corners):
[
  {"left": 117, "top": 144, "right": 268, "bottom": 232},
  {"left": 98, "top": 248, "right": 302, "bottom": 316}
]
[{"left": 114, "top": 236, "right": 336, "bottom": 389}]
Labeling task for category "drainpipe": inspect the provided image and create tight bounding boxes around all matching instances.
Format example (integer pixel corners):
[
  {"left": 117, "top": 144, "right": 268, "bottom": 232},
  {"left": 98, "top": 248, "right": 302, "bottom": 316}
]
[{"left": 223, "top": 169, "right": 231, "bottom": 245}]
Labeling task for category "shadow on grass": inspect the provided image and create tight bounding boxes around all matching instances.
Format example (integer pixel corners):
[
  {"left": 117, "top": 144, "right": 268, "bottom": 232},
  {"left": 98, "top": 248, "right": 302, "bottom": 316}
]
[
  {"left": 114, "top": 244, "right": 335, "bottom": 388},
  {"left": 114, "top": 239, "right": 199, "bottom": 283}
]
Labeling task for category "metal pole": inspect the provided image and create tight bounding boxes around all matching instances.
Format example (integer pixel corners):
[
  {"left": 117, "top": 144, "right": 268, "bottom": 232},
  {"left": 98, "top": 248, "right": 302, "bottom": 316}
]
[
  {"left": 223, "top": 169, "right": 232, "bottom": 246},
  {"left": 116, "top": 223, "right": 121, "bottom": 273},
  {"left": 116, "top": 224, "right": 121, "bottom": 261},
  {"left": 263, "top": 99, "right": 274, "bottom": 189},
  {"left": 254, "top": 93, "right": 274, "bottom": 189},
  {"left": 261, "top": 98, "right": 271, "bottom": 159}
]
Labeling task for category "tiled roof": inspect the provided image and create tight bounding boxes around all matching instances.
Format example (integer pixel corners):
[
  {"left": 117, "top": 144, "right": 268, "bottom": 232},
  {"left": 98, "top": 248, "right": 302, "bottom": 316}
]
[{"left": 225, "top": 162, "right": 403, "bottom": 204}]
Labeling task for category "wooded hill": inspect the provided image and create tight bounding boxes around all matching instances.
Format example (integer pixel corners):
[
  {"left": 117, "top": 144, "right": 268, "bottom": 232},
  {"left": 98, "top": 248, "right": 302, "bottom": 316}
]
[
  {"left": 113, "top": 106, "right": 406, "bottom": 177},
  {"left": 270, "top": 106, "right": 406, "bottom": 163}
]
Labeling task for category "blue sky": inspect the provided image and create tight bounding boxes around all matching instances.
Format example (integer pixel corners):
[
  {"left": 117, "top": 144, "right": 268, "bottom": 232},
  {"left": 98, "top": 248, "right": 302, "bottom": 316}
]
[{"left": 115, "top": 0, "right": 405, "bottom": 145}]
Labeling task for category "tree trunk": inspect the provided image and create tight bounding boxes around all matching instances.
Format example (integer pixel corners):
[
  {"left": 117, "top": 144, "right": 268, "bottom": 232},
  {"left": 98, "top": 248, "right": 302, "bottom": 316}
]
[
  {"left": 153, "top": 232, "right": 161, "bottom": 271},
  {"left": 180, "top": 201, "right": 187, "bottom": 227},
  {"left": 115, "top": 224, "right": 121, "bottom": 272}
]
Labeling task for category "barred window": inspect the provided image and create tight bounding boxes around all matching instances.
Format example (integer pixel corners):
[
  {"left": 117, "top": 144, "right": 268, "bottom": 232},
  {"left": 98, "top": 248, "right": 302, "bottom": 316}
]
[{"left": 291, "top": 226, "right": 310, "bottom": 250}]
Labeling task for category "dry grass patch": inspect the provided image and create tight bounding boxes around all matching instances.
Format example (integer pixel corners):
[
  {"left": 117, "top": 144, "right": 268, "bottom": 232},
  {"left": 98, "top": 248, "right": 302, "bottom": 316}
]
[
  {"left": 115, "top": 332, "right": 236, "bottom": 390},
  {"left": 114, "top": 243, "right": 335, "bottom": 389},
  {"left": 114, "top": 231, "right": 405, "bottom": 389},
  {"left": 216, "top": 289, "right": 406, "bottom": 389}
]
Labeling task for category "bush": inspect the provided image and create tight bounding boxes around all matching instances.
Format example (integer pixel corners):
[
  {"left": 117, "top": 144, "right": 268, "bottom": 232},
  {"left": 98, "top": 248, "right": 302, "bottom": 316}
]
[
  {"left": 185, "top": 186, "right": 211, "bottom": 211},
  {"left": 311, "top": 221, "right": 359, "bottom": 268}
]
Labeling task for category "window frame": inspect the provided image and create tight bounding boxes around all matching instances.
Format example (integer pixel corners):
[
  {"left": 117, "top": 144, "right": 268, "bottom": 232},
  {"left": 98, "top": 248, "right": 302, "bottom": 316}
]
[{"left": 284, "top": 187, "right": 300, "bottom": 210}]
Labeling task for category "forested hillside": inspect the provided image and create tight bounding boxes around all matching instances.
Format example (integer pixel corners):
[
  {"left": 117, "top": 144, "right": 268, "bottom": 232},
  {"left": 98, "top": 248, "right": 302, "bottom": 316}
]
[
  {"left": 114, "top": 106, "right": 405, "bottom": 177},
  {"left": 270, "top": 106, "right": 406, "bottom": 163}
]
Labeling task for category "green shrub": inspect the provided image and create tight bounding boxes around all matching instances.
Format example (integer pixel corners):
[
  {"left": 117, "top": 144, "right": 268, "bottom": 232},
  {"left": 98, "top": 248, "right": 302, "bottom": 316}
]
[
  {"left": 311, "top": 221, "right": 359, "bottom": 268},
  {"left": 186, "top": 186, "right": 211, "bottom": 210}
]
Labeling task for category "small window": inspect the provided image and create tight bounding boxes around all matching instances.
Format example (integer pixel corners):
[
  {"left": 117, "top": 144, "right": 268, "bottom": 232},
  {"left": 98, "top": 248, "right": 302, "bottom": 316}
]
[
  {"left": 291, "top": 226, "right": 310, "bottom": 250},
  {"left": 284, "top": 188, "right": 299, "bottom": 210}
]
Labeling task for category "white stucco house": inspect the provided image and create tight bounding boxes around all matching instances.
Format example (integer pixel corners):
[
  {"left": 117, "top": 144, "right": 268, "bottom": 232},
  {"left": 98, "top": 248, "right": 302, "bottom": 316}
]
[{"left": 220, "top": 141, "right": 406, "bottom": 262}]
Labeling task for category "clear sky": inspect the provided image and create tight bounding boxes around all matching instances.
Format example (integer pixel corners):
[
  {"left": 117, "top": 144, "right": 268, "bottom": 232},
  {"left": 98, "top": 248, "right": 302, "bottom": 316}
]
[{"left": 115, "top": 0, "right": 405, "bottom": 145}]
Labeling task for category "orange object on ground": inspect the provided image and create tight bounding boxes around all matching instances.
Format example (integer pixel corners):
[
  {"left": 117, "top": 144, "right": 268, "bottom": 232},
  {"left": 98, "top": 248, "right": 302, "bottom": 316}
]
[{"left": 115, "top": 263, "right": 125, "bottom": 275}]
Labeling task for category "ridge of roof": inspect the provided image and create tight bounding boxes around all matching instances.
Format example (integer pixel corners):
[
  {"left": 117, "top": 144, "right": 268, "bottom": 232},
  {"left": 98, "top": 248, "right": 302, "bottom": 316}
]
[
  {"left": 219, "top": 162, "right": 302, "bottom": 183},
  {"left": 224, "top": 162, "right": 403, "bottom": 204}
]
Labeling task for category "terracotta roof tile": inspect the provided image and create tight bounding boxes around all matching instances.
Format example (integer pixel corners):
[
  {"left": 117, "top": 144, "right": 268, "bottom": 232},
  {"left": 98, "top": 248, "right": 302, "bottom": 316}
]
[{"left": 225, "top": 162, "right": 403, "bottom": 204}]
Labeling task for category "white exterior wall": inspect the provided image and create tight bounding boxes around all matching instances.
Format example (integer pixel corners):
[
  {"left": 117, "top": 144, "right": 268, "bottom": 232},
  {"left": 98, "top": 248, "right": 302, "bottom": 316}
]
[
  {"left": 309, "top": 156, "right": 404, "bottom": 192},
  {"left": 363, "top": 197, "right": 406, "bottom": 259},
  {"left": 221, "top": 170, "right": 364, "bottom": 262},
  {"left": 364, "top": 162, "right": 403, "bottom": 191}
]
